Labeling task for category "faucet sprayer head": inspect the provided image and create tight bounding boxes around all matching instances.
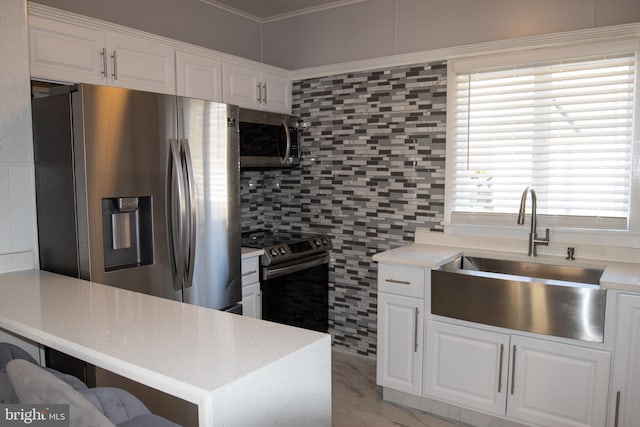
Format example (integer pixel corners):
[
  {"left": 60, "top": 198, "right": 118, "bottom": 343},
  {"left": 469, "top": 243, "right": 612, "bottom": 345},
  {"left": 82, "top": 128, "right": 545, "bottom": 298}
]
[{"left": 517, "top": 186, "right": 531, "bottom": 224}]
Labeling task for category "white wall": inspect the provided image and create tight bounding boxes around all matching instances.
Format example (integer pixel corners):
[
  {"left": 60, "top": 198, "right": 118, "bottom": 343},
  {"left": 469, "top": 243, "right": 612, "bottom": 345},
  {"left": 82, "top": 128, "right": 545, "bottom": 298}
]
[
  {"left": 263, "top": 0, "right": 640, "bottom": 69},
  {"left": 0, "top": 0, "right": 40, "bottom": 360},
  {"left": 28, "top": 0, "right": 263, "bottom": 63},
  {"left": 0, "top": 0, "right": 37, "bottom": 273}
]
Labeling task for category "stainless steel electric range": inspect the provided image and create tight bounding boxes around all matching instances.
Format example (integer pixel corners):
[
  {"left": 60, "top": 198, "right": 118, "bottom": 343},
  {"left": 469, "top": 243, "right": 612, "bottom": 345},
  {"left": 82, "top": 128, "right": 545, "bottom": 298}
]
[{"left": 241, "top": 230, "right": 331, "bottom": 332}]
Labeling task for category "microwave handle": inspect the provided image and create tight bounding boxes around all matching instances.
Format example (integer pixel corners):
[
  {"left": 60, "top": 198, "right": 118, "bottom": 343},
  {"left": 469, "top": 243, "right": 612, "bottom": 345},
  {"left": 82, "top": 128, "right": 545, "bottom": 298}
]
[{"left": 282, "top": 120, "right": 291, "bottom": 163}]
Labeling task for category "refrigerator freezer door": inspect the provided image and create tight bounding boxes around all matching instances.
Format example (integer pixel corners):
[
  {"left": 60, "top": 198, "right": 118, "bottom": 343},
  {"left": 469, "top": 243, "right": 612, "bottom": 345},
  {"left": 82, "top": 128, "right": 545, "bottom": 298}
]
[
  {"left": 74, "top": 85, "right": 181, "bottom": 301},
  {"left": 178, "top": 98, "right": 242, "bottom": 310}
]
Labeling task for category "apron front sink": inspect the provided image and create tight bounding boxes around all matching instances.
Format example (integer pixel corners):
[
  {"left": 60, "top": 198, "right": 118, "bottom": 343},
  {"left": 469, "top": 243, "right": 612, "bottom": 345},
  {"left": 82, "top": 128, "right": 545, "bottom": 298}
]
[{"left": 431, "top": 255, "right": 606, "bottom": 342}]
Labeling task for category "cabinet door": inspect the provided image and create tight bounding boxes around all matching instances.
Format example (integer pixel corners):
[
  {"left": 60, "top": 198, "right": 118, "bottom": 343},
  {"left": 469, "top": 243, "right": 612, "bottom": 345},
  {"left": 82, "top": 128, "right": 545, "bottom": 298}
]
[
  {"left": 508, "top": 335, "right": 610, "bottom": 427},
  {"left": 610, "top": 293, "right": 640, "bottom": 427},
  {"left": 424, "top": 320, "right": 509, "bottom": 416},
  {"left": 376, "top": 293, "right": 423, "bottom": 395},
  {"left": 261, "top": 71, "right": 291, "bottom": 114},
  {"left": 242, "top": 283, "right": 261, "bottom": 319},
  {"left": 241, "top": 256, "right": 259, "bottom": 286},
  {"left": 29, "top": 15, "right": 106, "bottom": 84},
  {"left": 176, "top": 51, "right": 222, "bottom": 102},
  {"left": 222, "top": 62, "right": 261, "bottom": 110},
  {"left": 106, "top": 34, "right": 176, "bottom": 94}
]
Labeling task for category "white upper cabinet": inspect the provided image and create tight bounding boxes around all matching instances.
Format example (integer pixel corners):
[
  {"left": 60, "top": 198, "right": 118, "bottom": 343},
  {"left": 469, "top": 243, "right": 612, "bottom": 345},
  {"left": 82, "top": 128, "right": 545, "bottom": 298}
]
[
  {"left": 261, "top": 71, "right": 291, "bottom": 114},
  {"left": 28, "top": 6, "right": 292, "bottom": 111},
  {"left": 105, "top": 34, "right": 175, "bottom": 94},
  {"left": 29, "top": 15, "right": 105, "bottom": 85},
  {"left": 223, "top": 62, "right": 291, "bottom": 114},
  {"left": 223, "top": 62, "right": 261, "bottom": 109},
  {"left": 29, "top": 15, "right": 176, "bottom": 95},
  {"left": 176, "top": 51, "right": 223, "bottom": 102}
]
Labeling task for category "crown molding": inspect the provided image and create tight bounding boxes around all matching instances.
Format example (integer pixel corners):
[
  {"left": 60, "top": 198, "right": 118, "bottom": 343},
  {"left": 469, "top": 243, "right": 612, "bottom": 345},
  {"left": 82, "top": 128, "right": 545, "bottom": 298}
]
[
  {"left": 290, "top": 22, "right": 640, "bottom": 81},
  {"left": 198, "top": 0, "right": 262, "bottom": 23},
  {"left": 199, "top": 0, "right": 368, "bottom": 24}
]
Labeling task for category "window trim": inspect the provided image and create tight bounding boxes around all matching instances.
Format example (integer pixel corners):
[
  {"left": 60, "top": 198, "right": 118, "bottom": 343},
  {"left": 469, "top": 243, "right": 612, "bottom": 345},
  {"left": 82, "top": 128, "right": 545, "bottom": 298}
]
[{"left": 445, "top": 38, "right": 640, "bottom": 239}]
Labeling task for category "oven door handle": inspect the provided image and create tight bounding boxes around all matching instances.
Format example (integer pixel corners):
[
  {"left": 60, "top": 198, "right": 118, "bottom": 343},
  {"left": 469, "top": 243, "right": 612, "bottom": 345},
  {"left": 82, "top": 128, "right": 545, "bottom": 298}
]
[{"left": 263, "top": 253, "right": 329, "bottom": 280}]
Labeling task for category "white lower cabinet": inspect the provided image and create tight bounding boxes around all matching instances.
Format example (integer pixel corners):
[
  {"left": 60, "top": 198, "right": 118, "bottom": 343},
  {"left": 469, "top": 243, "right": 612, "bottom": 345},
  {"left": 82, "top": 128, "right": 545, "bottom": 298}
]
[
  {"left": 508, "top": 335, "right": 610, "bottom": 427},
  {"left": 241, "top": 255, "right": 261, "bottom": 319},
  {"left": 424, "top": 320, "right": 509, "bottom": 415},
  {"left": 377, "top": 292, "right": 423, "bottom": 395},
  {"left": 241, "top": 283, "right": 261, "bottom": 319},
  {"left": 424, "top": 320, "right": 610, "bottom": 427},
  {"left": 609, "top": 293, "right": 640, "bottom": 427}
]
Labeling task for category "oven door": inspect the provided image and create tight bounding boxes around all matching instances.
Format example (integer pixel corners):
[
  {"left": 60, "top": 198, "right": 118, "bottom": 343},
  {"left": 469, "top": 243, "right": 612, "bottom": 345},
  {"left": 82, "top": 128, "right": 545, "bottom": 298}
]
[{"left": 261, "top": 253, "right": 329, "bottom": 332}]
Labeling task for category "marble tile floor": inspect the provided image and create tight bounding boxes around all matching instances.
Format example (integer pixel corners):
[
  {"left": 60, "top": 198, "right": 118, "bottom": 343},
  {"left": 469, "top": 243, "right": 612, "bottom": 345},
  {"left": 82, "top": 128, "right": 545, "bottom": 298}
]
[{"left": 332, "top": 350, "right": 468, "bottom": 427}]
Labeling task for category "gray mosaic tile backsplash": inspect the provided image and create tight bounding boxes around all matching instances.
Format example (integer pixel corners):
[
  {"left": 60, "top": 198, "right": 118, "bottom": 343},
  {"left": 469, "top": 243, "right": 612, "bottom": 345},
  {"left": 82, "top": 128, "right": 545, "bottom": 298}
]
[{"left": 240, "top": 61, "right": 447, "bottom": 356}]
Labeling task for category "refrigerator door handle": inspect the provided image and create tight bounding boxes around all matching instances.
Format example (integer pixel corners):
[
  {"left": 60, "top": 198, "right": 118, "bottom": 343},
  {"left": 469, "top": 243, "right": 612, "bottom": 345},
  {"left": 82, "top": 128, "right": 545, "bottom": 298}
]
[
  {"left": 180, "top": 138, "right": 197, "bottom": 289},
  {"left": 168, "top": 138, "right": 187, "bottom": 291}
]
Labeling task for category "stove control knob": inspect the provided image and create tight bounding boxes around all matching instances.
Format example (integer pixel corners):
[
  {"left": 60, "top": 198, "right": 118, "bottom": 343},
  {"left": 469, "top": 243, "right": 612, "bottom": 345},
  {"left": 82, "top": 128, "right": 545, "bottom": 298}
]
[
  {"left": 270, "top": 248, "right": 279, "bottom": 257},
  {"left": 322, "top": 237, "right": 329, "bottom": 245},
  {"left": 314, "top": 238, "right": 323, "bottom": 246},
  {"left": 279, "top": 246, "right": 287, "bottom": 255}
]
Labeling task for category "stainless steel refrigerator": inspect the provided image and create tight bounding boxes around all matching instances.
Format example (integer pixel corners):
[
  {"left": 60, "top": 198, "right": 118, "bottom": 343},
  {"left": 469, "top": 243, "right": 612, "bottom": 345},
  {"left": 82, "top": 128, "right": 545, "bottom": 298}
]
[{"left": 32, "top": 83, "right": 241, "bottom": 313}]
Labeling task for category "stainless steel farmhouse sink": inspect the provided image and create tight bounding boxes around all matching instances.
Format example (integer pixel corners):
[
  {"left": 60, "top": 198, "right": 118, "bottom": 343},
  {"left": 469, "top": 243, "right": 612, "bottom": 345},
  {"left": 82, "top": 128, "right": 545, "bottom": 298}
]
[{"left": 431, "top": 255, "right": 607, "bottom": 342}]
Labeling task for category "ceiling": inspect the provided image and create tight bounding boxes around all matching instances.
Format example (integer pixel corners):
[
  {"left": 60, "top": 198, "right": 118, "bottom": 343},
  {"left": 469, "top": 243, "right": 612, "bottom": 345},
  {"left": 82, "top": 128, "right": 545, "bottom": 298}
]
[{"left": 201, "top": 0, "right": 367, "bottom": 23}]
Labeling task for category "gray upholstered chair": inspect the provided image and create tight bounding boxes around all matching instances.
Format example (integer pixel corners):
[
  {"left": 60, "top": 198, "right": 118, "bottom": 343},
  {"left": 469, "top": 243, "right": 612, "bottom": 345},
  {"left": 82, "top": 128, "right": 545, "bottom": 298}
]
[
  {"left": 0, "top": 342, "right": 87, "bottom": 403},
  {"left": 7, "top": 358, "right": 181, "bottom": 427}
]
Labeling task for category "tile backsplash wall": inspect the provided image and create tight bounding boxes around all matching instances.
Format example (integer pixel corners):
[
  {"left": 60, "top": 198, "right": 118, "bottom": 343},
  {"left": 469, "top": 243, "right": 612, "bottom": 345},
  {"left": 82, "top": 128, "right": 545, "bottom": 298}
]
[{"left": 240, "top": 61, "right": 447, "bottom": 356}]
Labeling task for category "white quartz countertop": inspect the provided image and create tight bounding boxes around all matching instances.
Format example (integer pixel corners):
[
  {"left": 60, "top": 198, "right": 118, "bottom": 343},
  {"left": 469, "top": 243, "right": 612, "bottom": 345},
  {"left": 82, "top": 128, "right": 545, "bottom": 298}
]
[
  {"left": 373, "top": 243, "right": 640, "bottom": 292},
  {"left": 0, "top": 269, "right": 328, "bottom": 407},
  {"left": 241, "top": 247, "right": 263, "bottom": 259}
]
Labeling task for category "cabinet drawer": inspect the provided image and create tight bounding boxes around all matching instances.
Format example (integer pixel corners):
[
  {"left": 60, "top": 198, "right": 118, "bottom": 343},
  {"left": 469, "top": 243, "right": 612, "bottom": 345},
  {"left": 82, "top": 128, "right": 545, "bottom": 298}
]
[
  {"left": 241, "top": 256, "right": 259, "bottom": 286},
  {"left": 378, "top": 264, "right": 425, "bottom": 298}
]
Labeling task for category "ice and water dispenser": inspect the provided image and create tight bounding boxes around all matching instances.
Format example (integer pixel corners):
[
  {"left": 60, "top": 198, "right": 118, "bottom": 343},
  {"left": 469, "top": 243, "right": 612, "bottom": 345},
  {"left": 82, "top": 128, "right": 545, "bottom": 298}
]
[{"left": 101, "top": 196, "right": 153, "bottom": 271}]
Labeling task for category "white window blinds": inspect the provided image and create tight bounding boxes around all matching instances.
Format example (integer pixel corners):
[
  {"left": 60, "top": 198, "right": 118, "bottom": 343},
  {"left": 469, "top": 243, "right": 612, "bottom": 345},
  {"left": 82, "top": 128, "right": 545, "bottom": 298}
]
[{"left": 449, "top": 51, "right": 637, "bottom": 229}]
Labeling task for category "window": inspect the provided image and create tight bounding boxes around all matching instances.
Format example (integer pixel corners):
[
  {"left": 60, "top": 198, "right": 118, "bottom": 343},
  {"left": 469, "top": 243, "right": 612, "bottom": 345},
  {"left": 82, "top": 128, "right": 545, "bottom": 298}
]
[{"left": 446, "top": 41, "right": 638, "bottom": 231}]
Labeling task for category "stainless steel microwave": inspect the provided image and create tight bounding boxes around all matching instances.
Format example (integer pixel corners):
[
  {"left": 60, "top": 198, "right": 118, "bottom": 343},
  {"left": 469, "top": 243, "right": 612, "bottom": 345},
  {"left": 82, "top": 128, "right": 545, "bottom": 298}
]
[{"left": 239, "top": 108, "right": 301, "bottom": 168}]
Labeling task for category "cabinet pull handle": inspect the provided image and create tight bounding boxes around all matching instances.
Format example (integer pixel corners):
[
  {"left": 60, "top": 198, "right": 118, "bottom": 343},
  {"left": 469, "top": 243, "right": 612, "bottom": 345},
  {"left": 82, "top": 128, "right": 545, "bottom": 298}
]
[
  {"left": 385, "top": 279, "right": 411, "bottom": 285},
  {"left": 100, "top": 48, "right": 108, "bottom": 77},
  {"left": 242, "top": 270, "right": 257, "bottom": 277},
  {"left": 614, "top": 391, "right": 621, "bottom": 427},
  {"left": 510, "top": 345, "right": 517, "bottom": 395},
  {"left": 111, "top": 50, "right": 118, "bottom": 80},
  {"left": 263, "top": 83, "right": 267, "bottom": 103},
  {"left": 256, "top": 83, "right": 262, "bottom": 103},
  {"left": 414, "top": 307, "right": 419, "bottom": 352},
  {"left": 498, "top": 344, "right": 504, "bottom": 393}
]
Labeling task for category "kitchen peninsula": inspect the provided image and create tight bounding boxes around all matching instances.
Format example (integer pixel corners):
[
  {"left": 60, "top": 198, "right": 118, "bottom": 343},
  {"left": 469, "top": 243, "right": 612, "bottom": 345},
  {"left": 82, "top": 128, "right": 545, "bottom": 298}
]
[{"left": 0, "top": 269, "right": 331, "bottom": 427}]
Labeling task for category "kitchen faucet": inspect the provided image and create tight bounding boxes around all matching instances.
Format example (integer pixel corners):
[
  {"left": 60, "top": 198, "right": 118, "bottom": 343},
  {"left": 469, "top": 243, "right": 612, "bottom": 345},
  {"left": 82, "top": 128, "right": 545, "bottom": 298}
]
[{"left": 517, "top": 186, "right": 549, "bottom": 256}]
